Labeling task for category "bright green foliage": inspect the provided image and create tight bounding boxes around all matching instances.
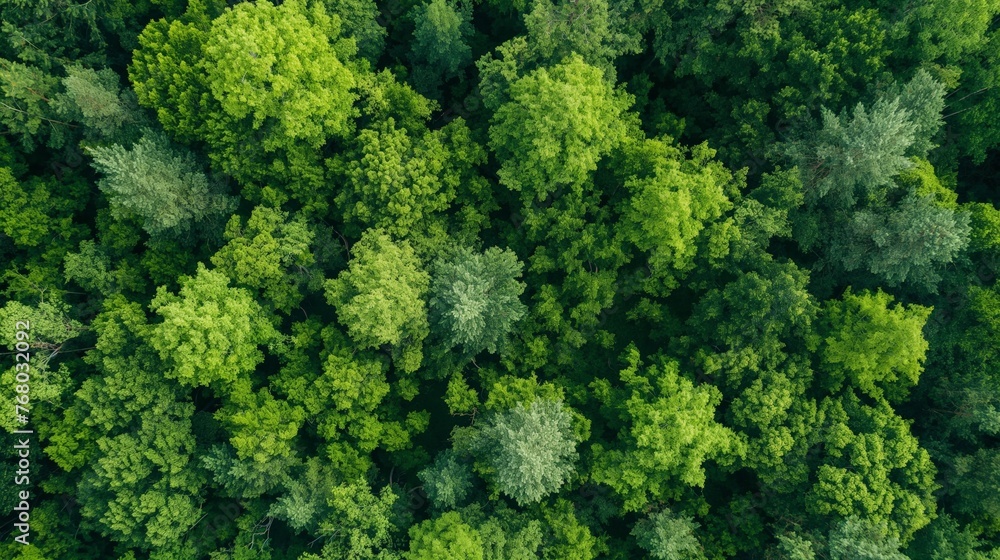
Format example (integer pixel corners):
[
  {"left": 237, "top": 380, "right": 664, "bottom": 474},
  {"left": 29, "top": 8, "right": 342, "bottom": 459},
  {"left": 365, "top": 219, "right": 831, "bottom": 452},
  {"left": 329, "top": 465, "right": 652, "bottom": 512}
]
[
  {"left": 5, "top": 0, "right": 1000, "bottom": 554},
  {"left": 89, "top": 132, "right": 236, "bottom": 239},
  {"left": 335, "top": 118, "right": 487, "bottom": 243},
  {"left": 819, "top": 289, "right": 930, "bottom": 401},
  {"left": 826, "top": 516, "right": 907, "bottom": 560},
  {"left": 409, "top": 0, "right": 472, "bottom": 97},
  {"left": 325, "top": 229, "right": 430, "bottom": 372},
  {"left": 355, "top": 69, "right": 436, "bottom": 134},
  {"left": 0, "top": 299, "right": 84, "bottom": 355},
  {"left": 149, "top": 264, "right": 278, "bottom": 387},
  {"left": 0, "top": 167, "right": 86, "bottom": 248},
  {"left": 317, "top": 480, "right": 401, "bottom": 558},
  {"left": 461, "top": 399, "right": 578, "bottom": 506},
  {"left": 429, "top": 246, "right": 527, "bottom": 356},
  {"left": 407, "top": 511, "right": 484, "bottom": 560},
  {"left": 419, "top": 450, "right": 476, "bottom": 509},
  {"left": 272, "top": 321, "right": 400, "bottom": 463},
  {"left": 807, "top": 393, "right": 937, "bottom": 543},
  {"left": 211, "top": 206, "right": 317, "bottom": 313},
  {"left": 619, "top": 140, "right": 733, "bottom": 293},
  {"left": 726, "top": 362, "right": 819, "bottom": 491},
  {"left": 131, "top": 0, "right": 357, "bottom": 213},
  {"left": 475, "top": 508, "right": 544, "bottom": 560},
  {"left": 129, "top": 15, "right": 212, "bottom": 142},
  {"left": 632, "top": 509, "right": 706, "bottom": 560},
  {"left": 489, "top": 54, "right": 632, "bottom": 202},
  {"left": 445, "top": 372, "right": 479, "bottom": 414},
  {"left": 78, "top": 410, "right": 205, "bottom": 550},
  {"left": 216, "top": 389, "right": 306, "bottom": 465},
  {"left": 200, "top": 0, "right": 355, "bottom": 150},
  {"left": 538, "top": 498, "right": 601, "bottom": 560},
  {"left": 591, "top": 346, "right": 741, "bottom": 511},
  {"left": 65, "top": 299, "right": 207, "bottom": 553},
  {"left": 45, "top": 297, "right": 166, "bottom": 471}
]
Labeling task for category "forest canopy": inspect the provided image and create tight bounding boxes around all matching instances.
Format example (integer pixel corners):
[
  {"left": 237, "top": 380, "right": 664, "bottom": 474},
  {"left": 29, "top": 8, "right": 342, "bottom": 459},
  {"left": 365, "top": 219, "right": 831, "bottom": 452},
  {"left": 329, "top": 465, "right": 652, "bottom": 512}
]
[{"left": 2, "top": 0, "right": 1000, "bottom": 558}]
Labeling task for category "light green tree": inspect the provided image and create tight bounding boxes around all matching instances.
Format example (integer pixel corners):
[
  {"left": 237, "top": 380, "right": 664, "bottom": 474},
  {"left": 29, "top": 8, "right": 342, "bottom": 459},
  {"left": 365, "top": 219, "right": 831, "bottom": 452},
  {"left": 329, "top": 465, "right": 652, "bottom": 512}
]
[
  {"left": 591, "top": 346, "right": 742, "bottom": 511},
  {"left": 334, "top": 118, "right": 486, "bottom": 243},
  {"left": 632, "top": 509, "right": 706, "bottom": 560},
  {"left": 149, "top": 264, "right": 278, "bottom": 388},
  {"left": 406, "top": 511, "right": 484, "bottom": 560},
  {"left": 819, "top": 289, "right": 931, "bottom": 401},
  {"left": 211, "top": 206, "right": 317, "bottom": 313},
  {"left": 489, "top": 54, "right": 633, "bottom": 202},
  {"left": 325, "top": 229, "right": 430, "bottom": 373},
  {"left": 461, "top": 399, "right": 578, "bottom": 506},
  {"left": 131, "top": 0, "right": 358, "bottom": 213}
]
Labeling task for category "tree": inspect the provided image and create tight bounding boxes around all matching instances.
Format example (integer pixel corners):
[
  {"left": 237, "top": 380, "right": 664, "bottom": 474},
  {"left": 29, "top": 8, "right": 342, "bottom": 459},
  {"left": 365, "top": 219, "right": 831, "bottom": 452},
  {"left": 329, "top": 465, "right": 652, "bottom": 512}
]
[
  {"left": 819, "top": 289, "right": 931, "bottom": 402},
  {"left": 429, "top": 246, "right": 527, "bottom": 356},
  {"left": 321, "top": 482, "right": 402, "bottom": 559},
  {"left": 0, "top": 59, "right": 71, "bottom": 151},
  {"left": 523, "top": 0, "right": 641, "bottom": 73},
  {"left": 89, "top": 132, "right": 236, "bottom": 239},
  {"left": 618, "top": 139, "right": 733, "bottom": 294},
  {"left": 786, "top": 69, "right": 946, "bottom": 202},
  {"left": 0, "top": 166, "right": 89, "bottom": 249},
  {"left": 418, "top": 450, "right": 476, "bottom": 510},
  {"left": 333, "top": 118, "right": 487, "bottom": 244},
  {"left": 321, "top": 0, "right": 387, "bottom": 63},
  {"left": 806, "top": 393, "right": 937, "bottom": 544},
  {"left": 632, "top": 509, "right": 706, "bottom": 560},
  {"left": 786, "top": 97, "right": 916, "bottom": 208},
  {"left": 785, "top": 72, "right": 964, "bottom": 292},
  {"left": 0, "top": 299, "right": 84, "bottom": 359},
  {"left": 460, "top": 399, "right": 578, "bottom": 506},
  {"left": 52, "top": 65, "right": 147, "bottom": 145},
  {"left": 408, "top": 0, "right": 473, "bottom": 98},
  {"left": 825, "top": 192, "right": 970, "bottom": 291},
  {"left": 210, "top": 206, "right": 318, "bottom": 314},
  {"left": 325, "top": 229, "right": 430, "bottom": 373},
  {"left": 216, "top": 388, "right": 306, "bottom": 465},
  {"left": 489, "top": 54, "right": 633, "bottom": 202},
  {"left": 130, "top": 0, "right": 358, "bottom": 213},
  {"left": 591, "top": 346, "right": 741, "bottom": 511},
  {"left": 77, "top": 409, "right": 206, "bottom": 550},
  {"left": 148, "top": 263, "right": 279, "bottom": 388},
  {"left": 406, "top": 511, "right": 484, "bottom": 560},
  {"left": 827, "top": 516, "right": 908, "bottom": 560}
]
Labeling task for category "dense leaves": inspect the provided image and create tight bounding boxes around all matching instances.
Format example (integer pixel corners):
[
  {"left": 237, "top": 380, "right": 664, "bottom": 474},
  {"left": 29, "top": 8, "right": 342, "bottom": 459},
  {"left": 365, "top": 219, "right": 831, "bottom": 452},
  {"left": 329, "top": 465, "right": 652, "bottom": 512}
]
[{"left": 4, "top": 0, "right": 1000, "bottom": 558}]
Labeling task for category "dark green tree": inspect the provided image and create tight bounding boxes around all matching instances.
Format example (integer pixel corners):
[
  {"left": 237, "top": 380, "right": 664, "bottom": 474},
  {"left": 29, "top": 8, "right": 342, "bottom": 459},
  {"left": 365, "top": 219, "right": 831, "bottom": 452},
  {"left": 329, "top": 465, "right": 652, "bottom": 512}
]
[{"left": 429, "top": 246, "right": 527, "bottom": 357}]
